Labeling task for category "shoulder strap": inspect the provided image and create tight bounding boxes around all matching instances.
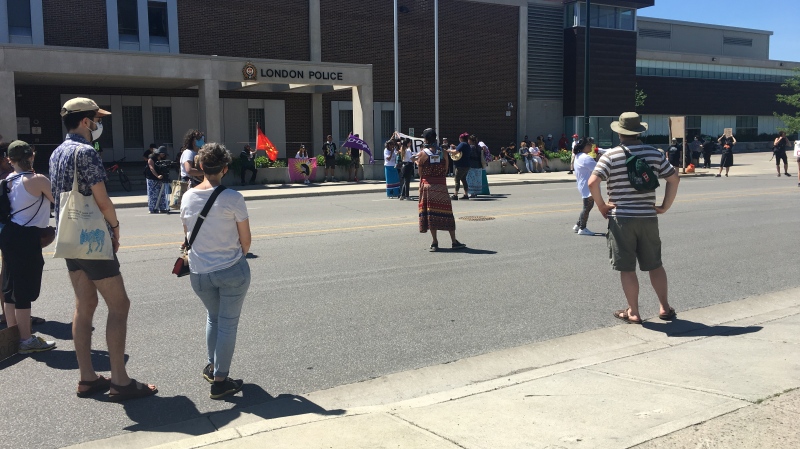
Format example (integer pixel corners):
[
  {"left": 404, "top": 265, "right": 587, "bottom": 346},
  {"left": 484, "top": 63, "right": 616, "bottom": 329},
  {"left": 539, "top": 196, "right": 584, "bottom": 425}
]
[
  {"left": 21, "top": 195, "right": 45, "bottom": 227},
  {"left": 186, "top": 185, "right": 227, "bottom": 249},
  {"left": 5, "top": 173, "right": 40, "bottom": 219}
]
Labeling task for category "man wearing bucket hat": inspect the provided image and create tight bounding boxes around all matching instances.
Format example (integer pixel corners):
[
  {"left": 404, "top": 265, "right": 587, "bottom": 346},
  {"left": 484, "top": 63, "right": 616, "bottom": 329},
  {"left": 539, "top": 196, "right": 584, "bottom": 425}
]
[
  {"left": 587, "top": 112, "right": 680, "bottom": 325},
  {"left": 50, "top": 97, "right": 157, "bottom": 400}
]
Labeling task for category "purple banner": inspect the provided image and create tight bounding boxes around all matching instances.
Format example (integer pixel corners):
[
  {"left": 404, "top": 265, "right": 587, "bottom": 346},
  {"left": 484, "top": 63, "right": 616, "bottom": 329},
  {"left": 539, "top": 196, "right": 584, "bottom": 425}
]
[
  {"left": 342, "top": 136, "right": 374, "bottom": 163},
  {"left": 288, "top": 158, "right": 317, "bottom": 183}
]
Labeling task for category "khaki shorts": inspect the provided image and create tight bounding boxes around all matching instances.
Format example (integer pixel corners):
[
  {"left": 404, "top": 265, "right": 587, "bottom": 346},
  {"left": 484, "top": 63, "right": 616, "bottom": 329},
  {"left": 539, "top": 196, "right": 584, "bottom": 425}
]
[{"left": 607, "top": 216, "right": 662, "bottom": 272}]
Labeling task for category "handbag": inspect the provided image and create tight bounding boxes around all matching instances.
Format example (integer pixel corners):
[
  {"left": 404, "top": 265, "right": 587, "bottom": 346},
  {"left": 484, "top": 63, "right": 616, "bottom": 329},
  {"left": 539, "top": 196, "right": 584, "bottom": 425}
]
[
  {"left": 169, "top": 180, "right": 186, "bottom": 210},
  {"left": 53, "top": 150, "right": 114, "bottom": 260},
  {"left": 172, "top": 185, "right": 227, "bottom": 277}
]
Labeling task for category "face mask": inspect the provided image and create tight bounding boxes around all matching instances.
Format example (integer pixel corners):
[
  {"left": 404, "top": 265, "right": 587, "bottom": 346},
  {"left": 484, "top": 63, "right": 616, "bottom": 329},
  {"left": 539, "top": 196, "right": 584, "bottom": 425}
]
[
  {"left": 87, "top": 120, "right": 103, "bottom": 141},
  {"left": 195, "top": 138, "right": 205, "bottom": 148}
]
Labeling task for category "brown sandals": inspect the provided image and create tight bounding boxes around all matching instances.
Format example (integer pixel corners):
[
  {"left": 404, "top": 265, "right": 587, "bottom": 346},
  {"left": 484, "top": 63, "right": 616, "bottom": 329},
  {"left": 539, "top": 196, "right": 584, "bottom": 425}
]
[
  {"left": 76, "top": 375, "right": 111, "bottom": 398},
  {"left": 108, "top": 379, "right": 158, "bottom": 402},
  {"left": 613, "top": 308, "right": 643, "bottom": 325}
]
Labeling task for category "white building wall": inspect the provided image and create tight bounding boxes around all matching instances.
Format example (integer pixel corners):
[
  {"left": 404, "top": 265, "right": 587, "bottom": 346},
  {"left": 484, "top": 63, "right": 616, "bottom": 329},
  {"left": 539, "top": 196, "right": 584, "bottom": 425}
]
[{"left": 642, "top": 114, "right": 783, "bottom": 139}]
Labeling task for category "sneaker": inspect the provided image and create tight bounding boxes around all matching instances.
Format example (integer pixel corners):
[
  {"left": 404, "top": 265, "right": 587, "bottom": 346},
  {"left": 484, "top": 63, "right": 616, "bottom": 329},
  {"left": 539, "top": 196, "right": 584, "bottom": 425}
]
[
  {"left": 18, "top": 335, "right": 56, "bottom": 354},
  {"left": 202, "top": 363, "right": 214, "bottom": 384},
  {"left": 354, "top": 177, "right": 359, "bottom": 183},
  {"left": 304, "top": 179, "right": 310, "bottom": 184},
  {"left": 332, "top": 178, "right": 339, "bottom": 182},
  {"left": 451, "top": 241, "right": 466, "bottom": 250},
  {"left": 785, "top": 172, "right": 791, "bottom": 177},
  {"left": 567, "top": 171, "right": 573, "bottom": 175},
  {"left": 210, "top": 377, "right": 243, "bottom": 399},
  {"left": 428, "top": 243, "right": 439, "bottom": 252},
  {"left": 572, "top": 224, "right": 579, "bottom": 233},
  {"left": 461, "top": 195, "right": 469, "bottom": 200},
  {"left": 715, "top": 174, "right": 721, "bottom": 177},
  {"left": 577, "top": 228, "right": 594, "bottom": 236},
  {"left": 451, "top": 194, "right": 459, "bottom": 200},
  {"left": 149, "top": 210, "right": 159, "bottom": 214}
]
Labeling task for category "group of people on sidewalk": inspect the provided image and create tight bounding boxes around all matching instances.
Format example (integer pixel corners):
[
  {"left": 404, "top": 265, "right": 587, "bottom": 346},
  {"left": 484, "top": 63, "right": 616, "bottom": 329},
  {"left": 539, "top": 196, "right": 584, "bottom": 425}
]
[{"left": 1, "top": 97, "right": 253, "bottom": 401}]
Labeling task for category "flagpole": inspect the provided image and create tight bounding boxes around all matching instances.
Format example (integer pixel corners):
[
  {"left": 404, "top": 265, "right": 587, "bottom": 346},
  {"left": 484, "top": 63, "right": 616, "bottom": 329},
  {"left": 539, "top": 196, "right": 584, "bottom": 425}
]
[
  {"left": 394, "top": 0, "right": 400, "bottom": 134},
  {"left": 434, "top": 0, "right": 439, "bottom": 144}
]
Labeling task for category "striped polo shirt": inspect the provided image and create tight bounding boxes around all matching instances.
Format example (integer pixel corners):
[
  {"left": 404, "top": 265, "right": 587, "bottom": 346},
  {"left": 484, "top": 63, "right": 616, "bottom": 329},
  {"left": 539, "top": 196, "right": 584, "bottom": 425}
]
[{"left": 592, "top": 144, "right": 676, "bottom": 218}]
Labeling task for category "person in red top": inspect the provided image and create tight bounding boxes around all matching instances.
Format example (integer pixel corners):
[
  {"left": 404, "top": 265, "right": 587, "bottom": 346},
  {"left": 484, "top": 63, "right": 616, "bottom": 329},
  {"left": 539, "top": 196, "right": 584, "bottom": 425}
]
[{"left": 558, "top": 134, "right": 568, "bottom": 151}]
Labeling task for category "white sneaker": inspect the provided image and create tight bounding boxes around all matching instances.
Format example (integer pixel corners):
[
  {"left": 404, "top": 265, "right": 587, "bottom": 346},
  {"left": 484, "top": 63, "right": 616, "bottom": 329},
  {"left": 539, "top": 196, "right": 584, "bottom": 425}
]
[
  {"left": 18, "top": 335, "right": 56, "bottom": 354},
  {"left": 577, "top": 228, "right": 594, "bottom": 236},
  {"left": 572, "top": 225, "right": 579, "bottom": 233}
]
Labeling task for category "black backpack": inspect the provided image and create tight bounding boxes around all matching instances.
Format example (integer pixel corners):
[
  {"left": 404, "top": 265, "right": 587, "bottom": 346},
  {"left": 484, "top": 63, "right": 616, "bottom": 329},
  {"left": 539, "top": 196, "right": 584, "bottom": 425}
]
[
  {"left": 621, "top": 145, "right": 660, "bottom": 192},
  {"left": 0, "top": 174, "right": 24, "bottom": 225}
]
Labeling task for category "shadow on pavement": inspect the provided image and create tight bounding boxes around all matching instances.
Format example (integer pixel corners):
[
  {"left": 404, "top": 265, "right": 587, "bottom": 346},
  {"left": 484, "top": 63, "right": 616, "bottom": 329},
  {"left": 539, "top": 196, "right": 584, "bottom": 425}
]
[
  {"left": 34, "top": 320, "right": 74, "bottom": 340},
  {"left": 120, "top": 384, "right": 345, "bottom": 436},
  {"left": 642, "top": 319, "right": 763, "bottom": 338},
  {"left": 457, "top": 248, "right": 497, "bottom": 255},
  {"left": 28, "top": 349, "right": 128, "bottom": 371}
]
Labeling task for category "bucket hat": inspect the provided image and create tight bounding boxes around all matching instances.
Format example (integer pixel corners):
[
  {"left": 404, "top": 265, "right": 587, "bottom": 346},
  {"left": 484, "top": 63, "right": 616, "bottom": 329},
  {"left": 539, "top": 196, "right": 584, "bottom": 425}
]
[{"left": 610, "top": 112, "right": 648, "bottom": 136}]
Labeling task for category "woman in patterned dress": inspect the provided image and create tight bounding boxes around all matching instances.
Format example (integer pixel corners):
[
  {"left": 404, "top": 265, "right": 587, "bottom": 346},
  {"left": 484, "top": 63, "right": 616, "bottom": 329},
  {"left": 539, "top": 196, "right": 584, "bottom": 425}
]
[{"left": 417, "top": 128, "right": 466, "bottom": 252}]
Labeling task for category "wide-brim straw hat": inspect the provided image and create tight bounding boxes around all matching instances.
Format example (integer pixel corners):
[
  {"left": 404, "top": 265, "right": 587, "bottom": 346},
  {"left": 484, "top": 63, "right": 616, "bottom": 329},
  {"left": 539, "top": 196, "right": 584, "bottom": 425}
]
[{"left": 610, "top": 112, "right": 648, "bottom": 135}]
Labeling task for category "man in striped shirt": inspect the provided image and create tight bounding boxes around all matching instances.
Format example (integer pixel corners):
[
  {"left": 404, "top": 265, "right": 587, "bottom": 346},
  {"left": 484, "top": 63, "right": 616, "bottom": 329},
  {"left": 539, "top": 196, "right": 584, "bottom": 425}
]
[{"left": 588, "top": 112, "right": 680, "bottom": 325}]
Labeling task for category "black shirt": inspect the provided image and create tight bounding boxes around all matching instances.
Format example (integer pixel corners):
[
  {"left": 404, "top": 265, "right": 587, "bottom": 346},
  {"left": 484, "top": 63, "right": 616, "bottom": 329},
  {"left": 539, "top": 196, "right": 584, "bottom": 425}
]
[
  {"left": 349, "top": 147, "right": 360, "bottom": 160},
  {"left": 454, "top": 142, "right": 471, "bottom": 168},
  {"left": 469, "top": 145, "right": 483, "bottom": 169},
  {"left": 322, "top": 142, "right": 337, "bottom": 157}
]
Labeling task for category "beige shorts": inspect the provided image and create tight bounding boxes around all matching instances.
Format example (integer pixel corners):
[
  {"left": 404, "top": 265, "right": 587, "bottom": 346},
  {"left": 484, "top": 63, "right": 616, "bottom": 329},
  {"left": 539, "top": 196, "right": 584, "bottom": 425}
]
[{"left": 607, "top": 216, "right": 662, "bottom": 272}]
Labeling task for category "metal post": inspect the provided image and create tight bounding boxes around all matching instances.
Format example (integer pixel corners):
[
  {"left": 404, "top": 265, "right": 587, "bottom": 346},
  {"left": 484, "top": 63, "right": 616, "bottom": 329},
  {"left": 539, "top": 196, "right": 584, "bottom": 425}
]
[
  {"left": 434, "top": 0, "right": 440, "bottom": 143},
  {"left": 583, "top": 0, "right": 591, "bottom": 139},
  {"left": 394, "top": 0, "right": 400, "bottom": 133}
]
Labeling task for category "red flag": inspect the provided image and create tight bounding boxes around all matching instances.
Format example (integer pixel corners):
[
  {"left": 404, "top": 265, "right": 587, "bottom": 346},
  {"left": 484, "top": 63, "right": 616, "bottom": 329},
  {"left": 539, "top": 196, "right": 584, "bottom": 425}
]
[{"left": 256, "top": 123, "right": 278, "bottom": 162}]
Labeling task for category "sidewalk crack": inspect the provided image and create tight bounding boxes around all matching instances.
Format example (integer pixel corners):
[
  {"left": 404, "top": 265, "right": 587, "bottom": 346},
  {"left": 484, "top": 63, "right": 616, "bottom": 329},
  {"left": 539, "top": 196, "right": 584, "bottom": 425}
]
[{"left": 388, "top": 413, "right": 468, "bottom": 449}]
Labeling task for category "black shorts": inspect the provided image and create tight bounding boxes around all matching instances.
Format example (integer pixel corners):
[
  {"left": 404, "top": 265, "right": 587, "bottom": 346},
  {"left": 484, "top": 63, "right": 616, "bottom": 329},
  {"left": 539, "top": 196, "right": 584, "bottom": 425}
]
[
  {"left": 66, "top": 256, "right": 121, "bottom": 281},
  {"left": 325, "top": 156, "right": 336, "bottom": 169},
  {"left": 1, "top": 222, "right": 45, "bottom": 309},
  {"left": 774, "top": 151, "right": 787, "bottom": 165}
]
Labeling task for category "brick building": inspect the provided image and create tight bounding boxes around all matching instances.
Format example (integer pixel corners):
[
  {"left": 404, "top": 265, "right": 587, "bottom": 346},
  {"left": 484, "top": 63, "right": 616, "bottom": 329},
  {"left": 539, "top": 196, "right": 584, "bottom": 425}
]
[{"left": 0, "top": 0, "right": 797, "bottom": 173}]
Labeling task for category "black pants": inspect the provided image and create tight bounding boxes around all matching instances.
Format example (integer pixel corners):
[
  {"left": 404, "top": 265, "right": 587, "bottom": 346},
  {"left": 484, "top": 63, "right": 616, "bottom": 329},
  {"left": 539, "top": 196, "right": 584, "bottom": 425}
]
[
  {"left": 400, "top": 162, "right": 414, "bottom": 198},
  {"left": 241, "top": 164, "right": 257, "bottom": 184},
  {"left": 576, "top": 197, "right": 594, "bottom": 230},
  {"left": 0, "top": 222, "right": 44, "bottom": 309},
  {"left": 454, "top": 167, "right": 470, "bottom": 195},
  {"left": 775, "top": 151, "right": 788, "bottom": 166},
  {"left": 702, "top": 151, "right": 712, "bottom": 168}
]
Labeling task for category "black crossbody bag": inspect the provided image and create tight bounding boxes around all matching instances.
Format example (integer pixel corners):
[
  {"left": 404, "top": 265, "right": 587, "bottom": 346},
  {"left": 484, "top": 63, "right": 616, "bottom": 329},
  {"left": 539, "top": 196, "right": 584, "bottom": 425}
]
[{"left": 172, "top": 186, "right": 227, "bottom": 277}]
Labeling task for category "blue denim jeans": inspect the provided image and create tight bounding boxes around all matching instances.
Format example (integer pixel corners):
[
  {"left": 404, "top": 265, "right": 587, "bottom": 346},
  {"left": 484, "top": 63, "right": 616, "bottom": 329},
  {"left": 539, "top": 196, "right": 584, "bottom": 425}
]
[
  {"left": 190, "top": 256, "right": 251, "bottom": 378},
  {"left": 524, "top": 157, "right": 534, "bottom": 173}
]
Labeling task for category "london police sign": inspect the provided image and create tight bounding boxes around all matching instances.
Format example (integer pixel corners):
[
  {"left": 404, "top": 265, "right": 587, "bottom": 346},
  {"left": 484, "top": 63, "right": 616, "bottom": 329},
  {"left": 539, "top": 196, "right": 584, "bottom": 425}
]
[{"left": 243, "top": 62, "right": 343, "bottom": 82}]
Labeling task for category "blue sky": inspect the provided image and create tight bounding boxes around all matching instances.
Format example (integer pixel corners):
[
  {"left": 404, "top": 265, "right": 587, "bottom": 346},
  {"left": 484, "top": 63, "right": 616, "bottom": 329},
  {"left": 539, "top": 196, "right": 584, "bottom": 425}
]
[{"left": 639, "top": 0, "right": 797, "bottom": 62}]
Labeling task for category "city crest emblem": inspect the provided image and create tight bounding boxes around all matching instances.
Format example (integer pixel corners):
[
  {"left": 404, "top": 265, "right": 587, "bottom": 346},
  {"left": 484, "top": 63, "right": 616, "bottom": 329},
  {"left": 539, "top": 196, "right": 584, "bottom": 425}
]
[{"left": 242, "top": 62, "right": 257, "bottom": 81}]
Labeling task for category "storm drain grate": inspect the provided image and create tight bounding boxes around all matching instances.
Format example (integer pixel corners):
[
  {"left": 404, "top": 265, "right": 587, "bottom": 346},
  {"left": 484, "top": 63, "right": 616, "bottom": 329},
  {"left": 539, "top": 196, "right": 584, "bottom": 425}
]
[{"left": 459, "top": 216, "right": 495, "bottom": 221}]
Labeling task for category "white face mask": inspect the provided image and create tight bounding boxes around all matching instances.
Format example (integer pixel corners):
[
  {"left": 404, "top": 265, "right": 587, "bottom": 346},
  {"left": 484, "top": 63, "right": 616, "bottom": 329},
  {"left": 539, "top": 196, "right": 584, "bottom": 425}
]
[{"left": 86, "top": 120, "right": 103, "bottom": 141}]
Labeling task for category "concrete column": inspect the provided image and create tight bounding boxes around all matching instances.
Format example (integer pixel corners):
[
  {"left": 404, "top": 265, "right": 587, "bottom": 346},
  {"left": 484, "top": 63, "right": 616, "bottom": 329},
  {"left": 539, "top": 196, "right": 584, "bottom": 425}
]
[
  {"left": 137, "top": 0, "right": 150, "bottom": 51},
  {"left": 351, "top": 84, "right": 373, "bottom": 164},
  {"left": 105, "top": 0, "right": 119, "bottom": 49},
  {"left": 517, "top": 4, "right": 528, "bottom": 143},
  {"left": 309, "top": 0, "right": 321, "bottom": 62},
  {"left": 199, "top": 79, "right": 221, "bottom": 142},
  {"left": 167, "top": 0, "right": 179, "bottom": 53},
  {"left": 0, "top": 72, "right": 17, "bottom": 141},
  {"left": 312, "top": 93, "right": 323, "bottom": 151}
]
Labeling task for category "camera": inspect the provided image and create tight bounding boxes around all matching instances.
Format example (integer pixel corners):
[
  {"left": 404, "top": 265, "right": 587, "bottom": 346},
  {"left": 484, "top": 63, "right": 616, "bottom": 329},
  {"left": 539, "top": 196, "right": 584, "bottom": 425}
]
[{"left": 154, "top": 160, "right": 178, "bottom": 177}]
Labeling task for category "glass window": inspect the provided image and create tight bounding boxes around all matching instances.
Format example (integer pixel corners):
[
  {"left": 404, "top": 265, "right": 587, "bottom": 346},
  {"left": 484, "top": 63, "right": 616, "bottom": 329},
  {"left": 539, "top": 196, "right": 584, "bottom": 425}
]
[
  {"left": 596, "top": 5, "right": 616, "bottom": 29},
  {"left": 118, "top": 0, "right": 139, "bottom": 41},
  {"left": 148, "top": 1, "right": 169, "bottom": 41},
  {"left": 338, "top": 110, "right": 353, "bottom": 143},
  {"left": 380, "top": 110, "right": 395, "bottom": 145},
  {"left": 735, "top": 116, "right": 758, "bottom": 140},
  {"left": 152, "top": 106, "right": 173, "bottom": 146},
  {"left": 618, "top": 9, "right": 634, "bottom": 31},
  {"left": 248, "top": 108, "right": 265, "bottom": 142},
  {"left": 7, "top": 0, "right": 32, "bottom": 36},
  {"left": 122, "top": 106, "right": 144, "bottom": 149}
]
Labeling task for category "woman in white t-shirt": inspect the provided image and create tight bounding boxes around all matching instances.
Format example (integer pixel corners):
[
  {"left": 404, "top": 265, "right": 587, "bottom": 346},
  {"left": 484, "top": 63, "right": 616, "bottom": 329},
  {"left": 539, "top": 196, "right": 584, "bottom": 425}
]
[
  {"left": 572, "top": 138, "right": 597, "bottom": 236},
  {"left": 180, "top": 142, "right": 251, "bottom": 400},
  {"left": 384, "top": 139, "right": 400, "bottom": 198}
]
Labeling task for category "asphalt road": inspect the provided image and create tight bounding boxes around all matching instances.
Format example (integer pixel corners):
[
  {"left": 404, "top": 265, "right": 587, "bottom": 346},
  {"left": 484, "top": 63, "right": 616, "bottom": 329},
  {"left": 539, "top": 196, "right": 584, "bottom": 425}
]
[{"left": 1, "top": 173, "right": 798, "bottom": 448}]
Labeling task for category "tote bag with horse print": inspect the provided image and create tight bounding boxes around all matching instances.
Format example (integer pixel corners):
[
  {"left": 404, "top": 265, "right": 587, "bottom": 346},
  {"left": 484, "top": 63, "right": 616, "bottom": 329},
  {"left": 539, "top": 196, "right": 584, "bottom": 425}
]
[{"left": 53, "top": 150, "right": 114, "bottom": 260}]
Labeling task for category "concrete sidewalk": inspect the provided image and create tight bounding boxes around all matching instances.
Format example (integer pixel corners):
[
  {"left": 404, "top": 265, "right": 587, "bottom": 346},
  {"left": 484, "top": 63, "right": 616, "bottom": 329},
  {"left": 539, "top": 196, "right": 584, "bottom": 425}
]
[
  {"left": 69, "top": 287, "right": 800, "bottom": 449},
  {"left": 108, "top": 151, "right": 779, "bottom": 209}
]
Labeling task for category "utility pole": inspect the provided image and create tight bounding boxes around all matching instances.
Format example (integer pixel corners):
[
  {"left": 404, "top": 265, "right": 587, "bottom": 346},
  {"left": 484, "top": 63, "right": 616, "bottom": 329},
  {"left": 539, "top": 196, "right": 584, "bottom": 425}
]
[{"left": 583, "top": 0, "right": 591, "bottom": 138}]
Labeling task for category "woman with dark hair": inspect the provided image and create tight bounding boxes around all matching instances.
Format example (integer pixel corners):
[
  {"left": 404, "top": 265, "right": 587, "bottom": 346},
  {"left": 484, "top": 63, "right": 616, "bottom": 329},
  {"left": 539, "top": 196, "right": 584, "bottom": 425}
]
[
  {"left": 181, "top": 142, "right": 252, "bottom": 400},
  {"left": 399, "top": 137, "right": 416, "bottom": 200},
  {"left": 0, "top": 141, "right": 56, "bottom": 354},
  {"left": 179, "top": 129, "right": 205, "bottom": 188},
  {"left": 145, "top": 146, "right": 170, "bottom": 214},
  {"left": 417, "top": 128, "right": 466, "bottom": 252},
  {"left": 383, "top": 139, "right": 400, "bottom": 197}
]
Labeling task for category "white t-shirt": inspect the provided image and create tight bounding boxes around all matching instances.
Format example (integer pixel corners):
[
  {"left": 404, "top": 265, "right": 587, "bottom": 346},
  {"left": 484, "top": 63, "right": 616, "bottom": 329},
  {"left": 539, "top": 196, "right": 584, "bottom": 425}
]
[
  {"left": 574, "top": 152, "right": 597, "bottom": 198},
  {"left": 404, "top": 148, "right": 415, "bottom": 162},
  {"left": 180, "top": 187, "right": 249, "bottom": 274},
  {"left": 572, "top": 140, "right": 579, "bottom": 150},
  {"left": 179, "top": 149, "right": 197, "bottom": 178},
  {"left": 384, "top": 148, "right": 397, "bottom": 166},
  {"left": 295, "top": 152, "right": 308, "bottom": 159}
]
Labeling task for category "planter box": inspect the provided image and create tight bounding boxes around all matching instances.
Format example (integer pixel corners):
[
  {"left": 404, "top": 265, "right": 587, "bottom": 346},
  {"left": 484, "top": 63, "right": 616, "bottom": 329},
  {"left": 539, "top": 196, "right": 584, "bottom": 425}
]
[
  {"left": 256, "top": 167, "right": 289, "bottom": 184},
  {"left": 546, "top": 158, "right": 570, "bottom": 172}
]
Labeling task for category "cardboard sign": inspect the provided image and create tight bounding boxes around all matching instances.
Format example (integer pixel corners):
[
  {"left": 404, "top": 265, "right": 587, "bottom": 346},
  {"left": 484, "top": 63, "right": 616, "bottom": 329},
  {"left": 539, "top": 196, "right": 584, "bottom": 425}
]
[
  {"left": 669, "top": 117, "right": 685, "bottom": 139},
  {"left": 724, "top": 128, "right": 733, "bottom": 137},
  {"left": 0, "top": 325, "right": 20, "bottom": 361}
]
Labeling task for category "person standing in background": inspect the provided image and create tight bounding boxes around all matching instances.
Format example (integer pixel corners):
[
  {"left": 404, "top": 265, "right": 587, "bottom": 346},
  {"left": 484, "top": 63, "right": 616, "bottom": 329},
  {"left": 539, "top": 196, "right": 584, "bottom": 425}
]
[
  {"left": 383, "top": 139, "right": 400, "bottom": 197},
  {"left": 322, "top": 135, "right": 338, "bottom": 182},
  {"left": 448, "top": 133, "right": 471, "bottom": 200},
  {"left": 772, "top": 131, "right": 792, "bottom": 177},
  {"left": 239, "top": 144, "right": 257, "bottom": 186},
  {"left": 716, "top": 133, "right": 736, "bottom": 177}
]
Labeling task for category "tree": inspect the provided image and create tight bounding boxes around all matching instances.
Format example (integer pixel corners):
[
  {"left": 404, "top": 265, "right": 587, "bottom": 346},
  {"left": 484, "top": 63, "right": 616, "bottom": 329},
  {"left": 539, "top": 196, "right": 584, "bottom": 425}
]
[
  {"left": 635, "top": 84, "right": 647, "bottom": 109},
  {"left": 775, "top": 68, "right": 800, "bottom": 135}
]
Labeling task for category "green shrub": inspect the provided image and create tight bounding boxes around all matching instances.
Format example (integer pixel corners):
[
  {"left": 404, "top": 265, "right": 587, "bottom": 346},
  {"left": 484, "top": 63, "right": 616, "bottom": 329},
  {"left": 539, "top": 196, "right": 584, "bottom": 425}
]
[
  {"left": 254, "top": 156, "right": 270, "bottom": 168},
  {"left": 316, "top": 154, "right": 326, "bottom": 166},
  {"left": 336, "top": 153, "right": 351, "bottom": 167}
]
